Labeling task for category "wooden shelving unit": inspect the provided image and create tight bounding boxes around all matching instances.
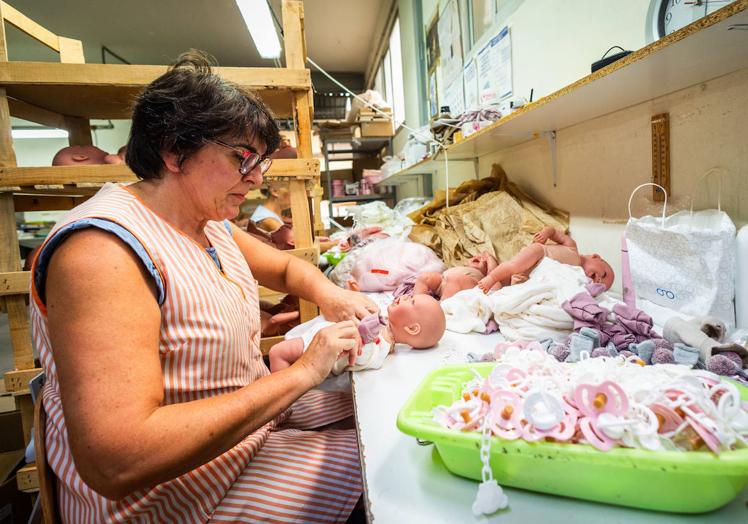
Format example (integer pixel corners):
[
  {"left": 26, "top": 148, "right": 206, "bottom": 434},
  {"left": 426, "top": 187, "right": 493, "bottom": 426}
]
[
  {"left": 0, "top": 0, "right": 321, "bottom": 502},
  {"left": 382, "top": 0, "right": 748, "bottom": 183}
]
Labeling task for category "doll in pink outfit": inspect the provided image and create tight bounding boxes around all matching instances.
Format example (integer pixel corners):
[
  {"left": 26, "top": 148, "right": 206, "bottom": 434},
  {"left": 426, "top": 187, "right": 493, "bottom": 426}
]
[
  {"left": 269, "top": 294, "right": 446, "bottom": 374},
  {"left": 477, "top": 226, "right": 615, "bottom": 293}
]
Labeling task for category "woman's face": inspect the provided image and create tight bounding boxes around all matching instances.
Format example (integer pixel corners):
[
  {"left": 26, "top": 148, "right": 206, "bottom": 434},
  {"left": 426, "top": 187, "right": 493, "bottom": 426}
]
[{"left": 178, "top": 135, "right": 267, "bottom": 222}]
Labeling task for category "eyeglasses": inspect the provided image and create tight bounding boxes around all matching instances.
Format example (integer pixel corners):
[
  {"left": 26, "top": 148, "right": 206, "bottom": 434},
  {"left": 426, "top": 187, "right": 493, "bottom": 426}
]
[{"left": 204, "top": 138, "right": 273, "bottom": 176}]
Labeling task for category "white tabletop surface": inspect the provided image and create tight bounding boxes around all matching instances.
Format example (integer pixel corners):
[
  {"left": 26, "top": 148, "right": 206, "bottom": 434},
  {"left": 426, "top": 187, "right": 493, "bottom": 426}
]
[{"left": 350, "top": 330, "right": 748, "bottom": 524}]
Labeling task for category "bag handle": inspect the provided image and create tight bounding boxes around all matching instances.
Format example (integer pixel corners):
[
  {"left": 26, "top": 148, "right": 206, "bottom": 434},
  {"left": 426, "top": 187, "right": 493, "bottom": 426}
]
[
  {"left": 628, "top": 183, "right": 667, "bottom": 228},
  {"left": 690, "top": 167, "right": 724, "bottom": 213}
]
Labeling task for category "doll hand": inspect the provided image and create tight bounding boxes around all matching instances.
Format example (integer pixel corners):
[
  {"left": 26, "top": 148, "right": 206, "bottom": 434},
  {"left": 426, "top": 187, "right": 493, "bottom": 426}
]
[
  {"left": 319, "top": 286, "right": 378, "bottom": 321},
  {"left": 477, "top": 277, "right": 494, "bottom": 294},
  {"left": 532, "top": 226, "right": 554, "bottom": 244}
]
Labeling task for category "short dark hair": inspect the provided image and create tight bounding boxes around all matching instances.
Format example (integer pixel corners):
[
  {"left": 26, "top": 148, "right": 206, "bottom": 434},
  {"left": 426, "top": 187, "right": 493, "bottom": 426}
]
[{"left": 126, "top": 49, "right": 280, "bottom": 180}]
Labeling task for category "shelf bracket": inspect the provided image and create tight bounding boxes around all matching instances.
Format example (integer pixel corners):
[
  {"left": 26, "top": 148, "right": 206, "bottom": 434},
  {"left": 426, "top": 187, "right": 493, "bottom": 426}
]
[{"left": 543, "top": 130, "right": 558, "bottom": 187}]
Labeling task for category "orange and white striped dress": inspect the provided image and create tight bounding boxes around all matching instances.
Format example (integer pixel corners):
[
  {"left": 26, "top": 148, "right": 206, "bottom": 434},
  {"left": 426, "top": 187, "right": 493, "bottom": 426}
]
[{"left": 30, "top": 183, "right": 362, "bottom": 523}]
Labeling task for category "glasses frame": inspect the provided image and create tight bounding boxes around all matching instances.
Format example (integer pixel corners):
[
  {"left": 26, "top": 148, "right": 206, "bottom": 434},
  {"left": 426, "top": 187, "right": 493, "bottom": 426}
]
[{"left": 204, "top": 138, "right": 273, "bottom": 176}]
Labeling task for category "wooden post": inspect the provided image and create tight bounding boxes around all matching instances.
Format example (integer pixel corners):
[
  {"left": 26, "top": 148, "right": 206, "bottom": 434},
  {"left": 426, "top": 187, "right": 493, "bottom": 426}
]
[
  {"left": 64, "top": 116, "right": 93, "bottom": 146},
  {"left": 283, "top": 0, "right": 319, "bottom": 322},
  {"left": 0, "top": 2, "right": 36, "bottom": 459}
]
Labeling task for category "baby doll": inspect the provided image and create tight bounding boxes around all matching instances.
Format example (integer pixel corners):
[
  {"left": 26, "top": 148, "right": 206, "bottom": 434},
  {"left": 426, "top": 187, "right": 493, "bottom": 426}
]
[
  {"left": 269, "top": 294, "right": 446, "bottom": 374},
  {"left": 52, "top": 145, "right": 123, "bottom": 166},
  {"left": 413, "top": 251, "right": 499, "bottom": 300},
  {"left": 477, "top": 226, "right": 614, "bottom": 293}
]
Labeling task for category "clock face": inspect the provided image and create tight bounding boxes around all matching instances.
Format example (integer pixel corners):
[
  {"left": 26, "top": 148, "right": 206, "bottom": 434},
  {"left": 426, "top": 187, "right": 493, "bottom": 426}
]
[{"left": 646, "top": 0, "right": 737, "bottom": 41}]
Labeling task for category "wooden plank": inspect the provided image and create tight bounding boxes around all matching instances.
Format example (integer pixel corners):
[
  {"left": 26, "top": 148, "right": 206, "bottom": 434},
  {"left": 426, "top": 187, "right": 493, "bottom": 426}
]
[
  {"left": 16, "top": 463, "right": 39, "bottom": 493},
  {"left": 16, "top": 393, "right": 33, "bottom": 446},
  {"left": 0, "top": 194, "right": 33, "bottom": 369},
  {"left": 14, "top": 193, "right": 88, "bottom": 211},
  {"left": 0, "top": 1, "right": 9, "bottom": 61},
  {"left": 0, "top": 63, "right": 309, "bottom": 119},
  {"left": 282, "top": 0, "right": 306, "bottom": 70},
  {"left": 0, "top": 62, "right": 310, "bottom": 88},
  {"left": 58, "top": 36, "right": 85, "bottom": 64},
  {"left": 7, "top": 97, "right": 66, "bottom": 128},
  {"left": 288, "top": 179, "right": 312, "bottom": 249},
  {"left": 0, "top": 270, "right": 29, "bottom": 297},
  {"left": 64, "top": 116, "right": 93, "bottom": 146},
  {"left": 4, "top": 367, "right": 40, "bottom": 392},
  {"left": 0, "top": 158, "right": 318, "bottom": 188},
  {"left": 0, "top": 1, "right": 60, "bottom": 53}
]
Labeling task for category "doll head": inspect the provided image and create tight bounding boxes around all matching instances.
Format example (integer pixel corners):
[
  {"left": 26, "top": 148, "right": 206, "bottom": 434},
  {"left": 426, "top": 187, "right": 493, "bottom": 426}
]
[
  {"left": 466, "top": 251, "right": 498, "bottom": 275},
  {"left": 52, "top": 145, "right": 121, "bottom": 166},
  {"left": 269, "top": 137, "right": 298, "bottom": 159},
  {"left": 580, "top": 254, "right": 614, "bottom": 290},
  {"left": 387, "top": 294, "right": 446, "bottom": 349}
]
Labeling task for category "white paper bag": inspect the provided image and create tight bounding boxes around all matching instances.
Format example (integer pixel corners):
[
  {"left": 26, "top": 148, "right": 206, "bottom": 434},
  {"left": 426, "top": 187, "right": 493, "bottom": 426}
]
[{"left": 625, "top": 183, "right": 736, "bottom": 325}]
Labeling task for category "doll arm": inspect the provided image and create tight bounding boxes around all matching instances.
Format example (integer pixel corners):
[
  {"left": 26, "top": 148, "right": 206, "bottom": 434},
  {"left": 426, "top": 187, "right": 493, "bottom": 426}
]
[
  {"left": 477, "top": 244, "right": 545, "bottom": 293},
  {"left": 413, "top": 272, "right": 443, "bottom": 296},
  {"left": 534, "top": 226, "right": 577, "bottom": 249}
]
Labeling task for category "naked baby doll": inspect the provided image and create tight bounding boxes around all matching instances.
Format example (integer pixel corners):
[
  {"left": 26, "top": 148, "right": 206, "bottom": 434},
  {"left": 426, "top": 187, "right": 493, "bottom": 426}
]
[
  {"left": 477, "top": 226, "right": 614, "bottom": 293},
  {"left": 269, "top": 294, "right": 446, "bottom": 374},
  {"left": 413, "top": 251, "right": 499, "bottom": 301}
]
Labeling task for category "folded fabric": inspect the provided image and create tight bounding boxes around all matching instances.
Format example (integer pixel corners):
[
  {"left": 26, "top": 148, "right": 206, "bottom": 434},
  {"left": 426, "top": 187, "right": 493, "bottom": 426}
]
[{"left": 441, "top": 288, "right": 494, "bottom": 334}]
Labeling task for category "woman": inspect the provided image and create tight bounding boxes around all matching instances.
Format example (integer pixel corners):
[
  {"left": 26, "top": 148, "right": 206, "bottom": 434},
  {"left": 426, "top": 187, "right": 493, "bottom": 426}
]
[{"left": 31, "top": 51, "right": 377, "bottom": 523}]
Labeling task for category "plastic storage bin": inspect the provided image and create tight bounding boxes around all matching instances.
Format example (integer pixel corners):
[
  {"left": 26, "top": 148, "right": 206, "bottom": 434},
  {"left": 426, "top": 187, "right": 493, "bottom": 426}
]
[{"left": 397, "top": 363, "right": 748, "bottom": 513}]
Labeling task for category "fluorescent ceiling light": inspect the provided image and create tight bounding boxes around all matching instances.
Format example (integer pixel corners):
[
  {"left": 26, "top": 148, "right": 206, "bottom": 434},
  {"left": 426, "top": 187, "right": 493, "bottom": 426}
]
[
  {"left": 12, "top": 129, "right": 69, "bottom": 139},
  {"left": 236, "top": 0, "right": 282, "bottom": 59}
]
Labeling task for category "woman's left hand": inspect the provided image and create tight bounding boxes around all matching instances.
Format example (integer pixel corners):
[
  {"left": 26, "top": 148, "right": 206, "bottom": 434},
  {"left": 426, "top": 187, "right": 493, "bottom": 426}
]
[{"left": 319, "top": 286, "right": 378, "bottom": 321}]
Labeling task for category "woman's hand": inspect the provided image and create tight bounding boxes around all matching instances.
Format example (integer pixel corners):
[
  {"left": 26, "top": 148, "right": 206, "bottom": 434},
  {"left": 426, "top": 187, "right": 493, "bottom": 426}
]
[
  {"left": 319, "top": 286, "right": 378, "bottom": 321},
  {"left": 296, "top": 321, "right": 362, "bottom": 385}
]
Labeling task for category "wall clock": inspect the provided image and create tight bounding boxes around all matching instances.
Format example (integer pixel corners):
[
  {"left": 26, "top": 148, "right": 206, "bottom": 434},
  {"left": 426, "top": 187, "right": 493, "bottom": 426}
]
[{"left": 645, "top": 0, "right": 737, "bottom": 42}]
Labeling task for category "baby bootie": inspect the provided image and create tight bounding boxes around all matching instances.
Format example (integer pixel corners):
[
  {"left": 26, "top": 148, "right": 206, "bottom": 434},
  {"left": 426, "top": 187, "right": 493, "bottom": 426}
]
[
  {"left": 629, "top": 340, "right": 655, "bottom": 364},
  {"left": 567, "top": 333, "right": 595, "bottom": 362},
  {"left": 673, "top": 343, "right": 699, "bottom": 367}
]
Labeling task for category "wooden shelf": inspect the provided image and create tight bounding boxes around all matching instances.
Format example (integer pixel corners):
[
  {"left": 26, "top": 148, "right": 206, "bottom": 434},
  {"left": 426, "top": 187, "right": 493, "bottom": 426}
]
[
  {"left": 0, "top": 158, "right": 319, "bottom": 190},
  {"left": 385, "top": 0, "right": 748, "bottom": 180},
  {"left": 0, "top": 62, "right": 311, "bottom": 119}
]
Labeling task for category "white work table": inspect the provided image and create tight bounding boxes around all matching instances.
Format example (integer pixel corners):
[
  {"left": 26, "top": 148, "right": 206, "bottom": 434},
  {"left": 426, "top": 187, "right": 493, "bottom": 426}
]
[{"left": 350, "top": 330, "right": 748, "bottom": 523}]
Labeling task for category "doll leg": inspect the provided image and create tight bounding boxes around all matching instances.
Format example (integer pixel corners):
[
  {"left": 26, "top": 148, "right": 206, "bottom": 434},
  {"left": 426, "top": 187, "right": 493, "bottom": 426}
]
[{"left": 269, "top": 337, "right": 305, "bottom": 372}]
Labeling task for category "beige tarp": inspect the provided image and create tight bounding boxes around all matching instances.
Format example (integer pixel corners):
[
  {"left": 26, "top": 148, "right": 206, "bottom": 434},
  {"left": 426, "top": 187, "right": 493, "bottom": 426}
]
[{"left": 408, "top": 165, "right": 569, "bottom": 267}]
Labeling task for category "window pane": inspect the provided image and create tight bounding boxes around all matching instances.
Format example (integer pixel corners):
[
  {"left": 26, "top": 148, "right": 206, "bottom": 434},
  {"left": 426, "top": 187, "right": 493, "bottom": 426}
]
[{"left": 388, "top": 19, "right": 406, "bottom": 126}]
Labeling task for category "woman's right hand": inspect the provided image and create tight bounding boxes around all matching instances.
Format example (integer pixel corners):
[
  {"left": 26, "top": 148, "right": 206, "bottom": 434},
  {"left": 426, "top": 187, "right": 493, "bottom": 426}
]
[{"left": 295, "top": 320, "right": 362, "bottom": 385}]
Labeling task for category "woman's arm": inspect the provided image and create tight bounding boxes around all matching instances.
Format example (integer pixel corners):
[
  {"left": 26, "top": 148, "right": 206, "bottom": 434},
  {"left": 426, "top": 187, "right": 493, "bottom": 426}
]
[
  {"left": 46, "top": 229, "right": 358, "bottom": 500},
  {"left": 231, "top": 224, "right": 377, "bottom": 320}
]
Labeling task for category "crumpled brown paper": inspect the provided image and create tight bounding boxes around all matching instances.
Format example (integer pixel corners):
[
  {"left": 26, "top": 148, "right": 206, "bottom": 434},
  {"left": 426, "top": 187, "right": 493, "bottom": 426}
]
[{"left": 408, "top": 165, "right": 569, "bottom": 267}]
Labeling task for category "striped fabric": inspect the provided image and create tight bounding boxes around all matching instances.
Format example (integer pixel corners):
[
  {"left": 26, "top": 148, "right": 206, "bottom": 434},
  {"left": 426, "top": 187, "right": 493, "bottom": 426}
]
[{"left": 30, "top": 183, "right": 361, "bottom": 523}]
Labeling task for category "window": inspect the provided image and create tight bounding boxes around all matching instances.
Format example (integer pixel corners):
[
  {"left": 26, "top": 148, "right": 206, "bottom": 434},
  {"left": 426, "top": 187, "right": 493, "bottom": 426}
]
[{"left": 372, "top": 17, "right": 406, "bottom": 128}]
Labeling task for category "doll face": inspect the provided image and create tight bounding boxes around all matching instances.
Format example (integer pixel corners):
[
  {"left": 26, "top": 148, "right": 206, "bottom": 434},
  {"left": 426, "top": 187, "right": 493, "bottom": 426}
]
[
  {"left": 387, "top": 294, "right": 446, "bottom": 349},
  {"left": 581, "top": 255, "right": 614, "bottom": 290},
  {"left": 52, "top": 145, "right": 120, "bottom": 166}
]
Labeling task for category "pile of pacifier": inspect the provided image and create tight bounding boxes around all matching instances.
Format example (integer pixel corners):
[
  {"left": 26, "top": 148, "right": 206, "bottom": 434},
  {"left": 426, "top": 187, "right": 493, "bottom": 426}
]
[{"left": 434, "top": 347, "right": 748, "bottom": 453}]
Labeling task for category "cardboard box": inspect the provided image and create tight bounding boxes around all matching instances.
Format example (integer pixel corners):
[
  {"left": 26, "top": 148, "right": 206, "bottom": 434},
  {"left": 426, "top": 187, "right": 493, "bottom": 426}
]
[{"left": 360, "top": 120, "right": 395, "bottom": 137}]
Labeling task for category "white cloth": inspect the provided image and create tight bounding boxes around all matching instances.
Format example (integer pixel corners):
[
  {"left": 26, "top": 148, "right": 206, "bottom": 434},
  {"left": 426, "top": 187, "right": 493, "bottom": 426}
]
[
  {"left": 441, "top": 288, "right": 493, "bottom": 334},
  {"left": 440, "top": 258, "right": 591, "bottom": 341},
  {"left": 250, "top": 204, "right": 284, "bottom": 226},
  {"left": 293, "top": 319, "right": 392, "bottom": 375}
]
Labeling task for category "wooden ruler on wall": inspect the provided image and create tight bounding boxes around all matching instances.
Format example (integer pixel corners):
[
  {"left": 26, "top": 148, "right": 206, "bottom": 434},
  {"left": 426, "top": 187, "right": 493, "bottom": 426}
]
[{"left": 651, "top": 113, "right": 670, "bottom": 202}]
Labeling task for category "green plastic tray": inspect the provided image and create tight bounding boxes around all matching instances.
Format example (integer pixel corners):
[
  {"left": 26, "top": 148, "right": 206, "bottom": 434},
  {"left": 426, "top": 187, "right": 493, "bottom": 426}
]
[{"left": 397, "top": 363, "right": 748, "bottom": 513}]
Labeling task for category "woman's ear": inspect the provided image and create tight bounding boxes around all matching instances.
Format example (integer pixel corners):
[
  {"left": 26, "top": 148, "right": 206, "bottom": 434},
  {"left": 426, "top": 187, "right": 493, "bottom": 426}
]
[
  {"left": 163, "top": 151, "right": 182, "bottom": 174},
  {"left": 404, "top": 323, "right": 421, "bottom": 336}
]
